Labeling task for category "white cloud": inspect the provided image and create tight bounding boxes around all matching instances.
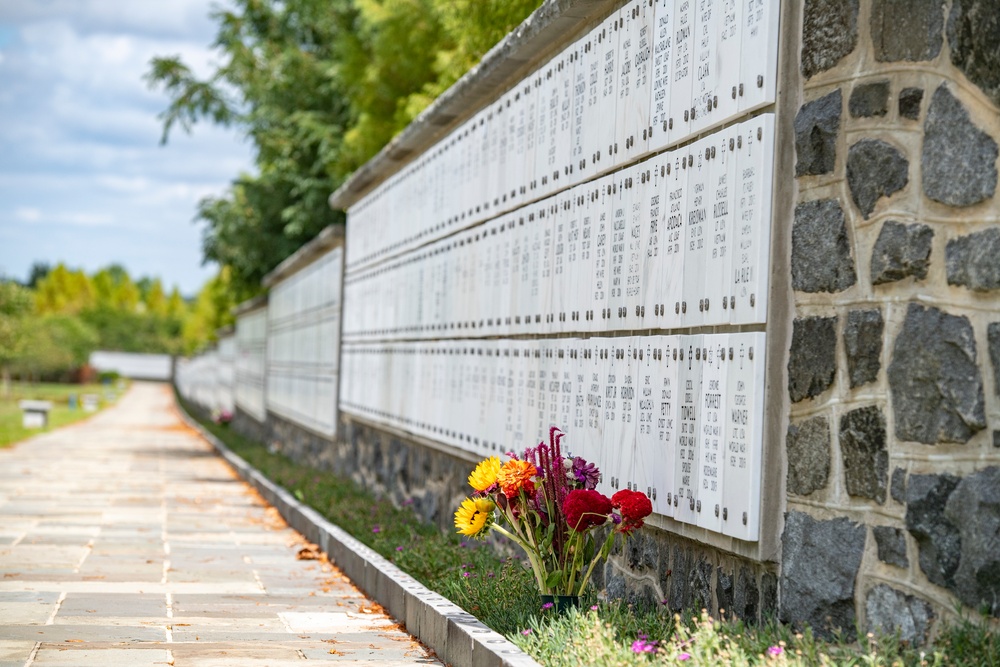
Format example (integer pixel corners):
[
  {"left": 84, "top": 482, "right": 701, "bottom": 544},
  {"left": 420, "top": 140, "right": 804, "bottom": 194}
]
[
  {"left": 14, "top": 206, "right": 40, "bottom": 222},
  {"left": 0, "top": 0, "right": 254, "bottom": 294}
]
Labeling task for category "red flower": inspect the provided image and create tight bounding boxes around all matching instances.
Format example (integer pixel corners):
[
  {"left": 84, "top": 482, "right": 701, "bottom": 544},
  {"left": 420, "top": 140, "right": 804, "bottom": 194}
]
[
  {"left": 611, "top": 489, "right": 653, "bottom": 534},
  {"left": 563, "top": 489, "right": 612, "bottom": 531}
]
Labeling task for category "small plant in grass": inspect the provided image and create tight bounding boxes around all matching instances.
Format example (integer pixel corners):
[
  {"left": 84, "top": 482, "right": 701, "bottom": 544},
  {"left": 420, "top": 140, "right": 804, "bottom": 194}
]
[{"left": 454, "top": 427, "right": 653, "bottom": 597}]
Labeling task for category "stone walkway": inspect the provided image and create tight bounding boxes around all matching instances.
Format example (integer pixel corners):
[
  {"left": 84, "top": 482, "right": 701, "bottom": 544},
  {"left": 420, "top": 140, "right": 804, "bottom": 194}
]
[{"left": 0, "top": 383, "right": 442, "bottom": 667}]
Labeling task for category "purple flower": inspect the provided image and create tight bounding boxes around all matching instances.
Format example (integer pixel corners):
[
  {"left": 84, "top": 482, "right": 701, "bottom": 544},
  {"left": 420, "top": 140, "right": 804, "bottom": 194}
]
[
  {"left": 371, "top": 526, "right": 381, "bottom": 533},
  {"left": 521, "top": 629, "right": 532, "bottom": 635},
  {"left": 541, "top": 602, "right": 554, "bottom": 610},
  {"left": 571, "top": 457, "right": 601, "bottom": 489},
  {"left": 631, "top": 638, "right": 658, "bottom": 654},
  {"left": 590, "top": 605, "right": 599, "bottom": 611},
  {"left": 768, "top": 646, "right": 784, "bottom": 657},
  {"left": 678, "top": 652, "right": 691, "bottom": 661},
  {"left": 396, "top": 546, "right": 404, "bottom": 552},
  {"left": 487, "top": 572, "right": 495, "bottom": 577}
]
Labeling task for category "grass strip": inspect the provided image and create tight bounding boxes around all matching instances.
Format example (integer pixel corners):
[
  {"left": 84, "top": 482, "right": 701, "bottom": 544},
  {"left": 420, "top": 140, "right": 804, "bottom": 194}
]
[
  {"left": 178, "top": 394, "right": 1000, "bottom": 666},
  {"left": 0, "top": 382, "right": 117, "bottom": 448}
]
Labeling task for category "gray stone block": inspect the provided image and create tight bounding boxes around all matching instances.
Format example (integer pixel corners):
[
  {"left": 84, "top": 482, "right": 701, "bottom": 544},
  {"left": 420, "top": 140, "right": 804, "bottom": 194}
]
[
  {"left": 788, "top": 316, "right": 839, "bottom": 403},
  {"left": 946, "top": 228, "right": 1000, "bottom": 292},
  {"left": 865, "top": 584, "right": 933, "bottom": 644},
  {"left": 780, "top": 512, "right": 866, "bottom": 637},
  {"left": 844, "top": 309, "right": 884, "bottom": 387},
  {"left": 888, "top": 303, "right": 986, "bottom": 443},
  {"left": 989, "top": 323, "right": 1000, "bottom": 397},
  {"left": 891, "top": 468, "right": 907, "bottom": 503},
  {"left": 873, "top": 526, "right": 909, "bottom": 568},
  {"left": 849, "top": 80, "right": 890, "bottom": 117},
  {"left": 899, "top": 87, "right": 924, "bottom": 120},
  {"left": 802, "top": 0, "right": 859, "bottom": 78},
  {"left": 847, "top": 139, "right": 909, "bottom": 219},
  {"left": 786, "top": 416, "right": 831, "bottom": 495},
  {"left": 922, "top": 84, "right": 998, "bottom": 207},
  {"left": 944, "top": 467, "right": 1000, "bottom": 617},
  {"left": 669, "top": 545, "right": 690, "bottom": 613},
  {"left": 760, "top": 572, "right": 778, "bottom": 621},
  {"left": 870, "top": 221, "right": 933, "bottom": 285},
  {"left": 947, "top": 0, "right": 1000, "bottom": 107},
  {"left": 906, "top": 473, "right": 962, "bottom": 589},
  {"left": 716, "top": 568, "right": 734, "bottom": 616},
  {"left": 795, "top": 89, "right": 842, "bottom": 176},
  {"left": 792, "top": 199, "right": 857, "bottom": 293},
  {"left": 690, "top": 559, "right": 713, "bottom": 612},
  {"left": 733, "top": 566, "right": 759, "bottom": 625},
  {"left": 870, "top": 0, "right": 944, "bottom": 61},
  {"left": 840, "top": 406, "right": 888, "bottom": 503}
]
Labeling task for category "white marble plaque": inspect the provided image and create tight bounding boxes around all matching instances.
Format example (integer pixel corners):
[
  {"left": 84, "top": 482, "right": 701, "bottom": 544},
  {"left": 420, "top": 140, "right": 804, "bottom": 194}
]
[
  {"left": 596, "top": 14, "right": 620, "bottom": 173},
  {"left": 669, "top": 0, "right": 695, "bottom": 144},
  {"left": 571, "top": 40, "right": 588, "bottom": 177},
  {"left": 660, "top": 150, "right": 687, "bottom": 329},
  {"left": 631, "top": 340, "right": 657, "bottom": 499},
  {"left": 682, "top": 138, "right": 710, "bottom": 328},
  {"left": 696, "top": 334, "right": 728, "bottom": 532},
  {"left": 551, "top": 194, "right": 570, "bottom": 333},
  {"left": 731, "top": 113, "right": 774, "bottom": 324},
  {"left": 738, "top": 0, "right": 779, "bottom": 113},
  {"left": 608, "top": 169, "right": 630, "bottom": 330},
  {"left": 617, "top": 0, "right": 653, "bottom": 161},
  {"left": 722, "top": 332, "right": 765, "bottom": 541},
  {"left": 589, "top": 176, "right": 614, "bottom": 332},
  {"left": 642, "top": 155, "right": 668, "bottom": 325},
  {"left": 648, "top": 0, "right": 675, "bottom": 151},
  {"left": 674, "top": 335, "right": 702, "bottom": 525},
  {"left": 555, "top": 47, "right": 576, "bottom": 189},
  {"left": 703, "top": 126, "right": 736, "bottom": 326}
]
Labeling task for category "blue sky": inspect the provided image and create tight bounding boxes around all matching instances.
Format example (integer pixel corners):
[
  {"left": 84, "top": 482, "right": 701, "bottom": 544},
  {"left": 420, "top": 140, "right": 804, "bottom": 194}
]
[{"left": 0, "top": 0, "right": 255, "bottom": 296}]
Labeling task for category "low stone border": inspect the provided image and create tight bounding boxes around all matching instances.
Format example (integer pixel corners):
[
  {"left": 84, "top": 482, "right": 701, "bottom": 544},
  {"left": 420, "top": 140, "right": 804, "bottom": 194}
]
[{"left": 178, "top": 408, "right": 542, "bottom": 667}]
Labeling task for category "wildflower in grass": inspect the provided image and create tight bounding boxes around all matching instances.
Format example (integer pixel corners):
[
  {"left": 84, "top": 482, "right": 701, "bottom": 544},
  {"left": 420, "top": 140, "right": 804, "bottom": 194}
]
[
  {"left": 371, "top": 525, "right": 381, "bottom": 534},
  {"left": 768, "top": 645, "right": 784, "bottom": 657},
  {"left": 590, "top": 605, "right": 599, "bottom": 611},
  {"left": 396, "top": 546, "right": 404, "bottom": 551},
  {"left": 678, "top": 652, "right": 691, "bottom": 661},
  {"left": 631, "top": 638, "right": 658, "bottom": 653},
  {"left": 453, "top": 497, "right": 495, "bottom": 538},
  {"left": 468, "top": 456, "right": 502, "bottom": 493},
  {"left": 521, "top": 629, "right": 532, "bottom": 635},
  {"left": 497, "top": 459, "right": 538, "bottom": 498},
  {"left": 563, "top": 489, "right": 612, "bottom": 531}
]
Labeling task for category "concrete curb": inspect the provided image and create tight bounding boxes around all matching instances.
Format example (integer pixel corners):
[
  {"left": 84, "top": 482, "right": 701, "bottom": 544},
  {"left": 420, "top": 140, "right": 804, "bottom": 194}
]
[{"left": 177, "top": 408, "right": 542, "bottom": 667}]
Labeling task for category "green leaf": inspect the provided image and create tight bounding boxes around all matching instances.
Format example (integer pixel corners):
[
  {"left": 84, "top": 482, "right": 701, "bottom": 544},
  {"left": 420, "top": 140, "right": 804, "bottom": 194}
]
[{"left": 545, "top": 569, "right": 563, "bottom": 589}]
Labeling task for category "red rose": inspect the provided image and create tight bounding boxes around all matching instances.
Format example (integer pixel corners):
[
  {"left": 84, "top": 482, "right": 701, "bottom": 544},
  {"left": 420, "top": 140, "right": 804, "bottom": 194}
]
[
  {"left": 563, "top": 489, "right": 612, "bottom": 531},
  {"left": 611, "top": 489, "right": 653, "bottom": 534}
]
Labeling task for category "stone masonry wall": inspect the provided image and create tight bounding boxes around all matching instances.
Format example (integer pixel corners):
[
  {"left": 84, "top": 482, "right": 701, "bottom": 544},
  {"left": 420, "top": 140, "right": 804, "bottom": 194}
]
[{"left": 784, "top": 0, "right": 1000, "bottom": 641}]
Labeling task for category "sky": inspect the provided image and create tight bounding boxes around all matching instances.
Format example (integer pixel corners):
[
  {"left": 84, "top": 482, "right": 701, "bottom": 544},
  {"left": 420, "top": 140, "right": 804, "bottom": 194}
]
[{"left": 0, "top": 0, "right": 255, "bottom": 296}]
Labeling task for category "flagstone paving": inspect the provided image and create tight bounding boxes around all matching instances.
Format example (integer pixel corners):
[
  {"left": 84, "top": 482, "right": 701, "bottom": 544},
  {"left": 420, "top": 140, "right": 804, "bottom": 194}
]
[{"left": 0, "top": 382, "right": 442, "bottom": 667}]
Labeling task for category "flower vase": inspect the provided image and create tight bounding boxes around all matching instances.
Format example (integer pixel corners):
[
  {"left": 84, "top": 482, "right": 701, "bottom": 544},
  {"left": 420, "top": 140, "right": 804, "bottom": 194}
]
[{"left": 540, "top": 594, "right": 581, "bottom": 613}]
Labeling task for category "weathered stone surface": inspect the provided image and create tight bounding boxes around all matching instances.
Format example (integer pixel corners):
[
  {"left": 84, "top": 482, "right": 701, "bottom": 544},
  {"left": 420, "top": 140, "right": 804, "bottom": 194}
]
[
  {"left": 899, "top": 87, "right": 924, "bottom": 120},
  {"left": 802, "top": 0, "right": 859, "bottom": 78},
  {"left": 716, "top": 568, "right": 734, "bottom": 616},
  {"left": 945, "top": 467, "right": 1000, "bottom": 617},
  {"left": 792, "top": 199, "right": 857, "bottom": 292},
  {"left": 788, "top": 316, "right": 839, "bottom": 403},
  {"left": 841, "top": 406, "right": 888, "bottom": 502},
  {"left": 760, "top": 572, "right": 778, "bottom": 621},
  {"left": 906, "top": 473, "right": 962, "bottom": 588},
  {"left": 844, "top": 309, "right": 884, "bottom": 387},
  {"left": 870, "top": 221, "right": 933, "bottom": 285},
  {"left": 847, "top": 139, "right": 909, "bottom": 218},
  {"left": 849, "top": 80, "right": 890, "bottom": 117},
  {"left": 690, "top": 559, "right": 713, "bottom": 612},
  {"left": 870, "top": 0, "right": 944, "bottom": 61},
  {"left": 780, "top": 512, "right": 866, "bottom": 637},
  {"left": 888, "top": 304, "right": 986, "bottom": 444},
  {"left": 733, "top": 566, "right": 759, "bottom": 625},
  {"left": 865, "top": 585, "right": 933, "bottom": 644},
  {"left": 795, "top": 90, "right": 842, "bottom": 176},
  {"left": 907, "top": 468, "right": 1000, "bottom": 617},
  {"left": 948, "top": 0, "right": 1000, "bottom": 108},
  {"left": 873, "top": 525, "right": 909, "bottom": 568},
  {"left": 946, "top": 228, "right": 1000, "bottom": 292},
  {"left": 995, "top": 431, "right": 1000, "bottom": 448},
  {"left": 786, "top": 416, "right": 831, "bottom": 495},
  {"left": 922, "top": 84, "right": 999, "bottom": 207},
  {"left": 669, "top": 545, "right": 690, "bottom": 613},
  {"left": 891, "top": 468, "right": 907, "bottom": 503},
  {"left": 989, "top": 323, "right": 1000, "bottom": 396}
]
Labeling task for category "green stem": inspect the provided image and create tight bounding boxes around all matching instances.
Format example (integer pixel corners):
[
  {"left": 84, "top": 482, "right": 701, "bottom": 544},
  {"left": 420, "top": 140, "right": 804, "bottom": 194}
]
[
  {"left": 575, "top": 529, "right": 617, "bottom": 596},
  {"left": 490, "top": 523, "right": 548, "bottom": 593}
]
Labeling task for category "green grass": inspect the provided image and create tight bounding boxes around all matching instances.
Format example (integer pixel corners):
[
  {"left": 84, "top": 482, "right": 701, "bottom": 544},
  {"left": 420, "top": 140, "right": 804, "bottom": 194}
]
[
  {"left": 0, "top": 382, "right": 118, "bottom": 448},
  {"left": 176, "top": 393, "right": 1000, "bottom": 666}
]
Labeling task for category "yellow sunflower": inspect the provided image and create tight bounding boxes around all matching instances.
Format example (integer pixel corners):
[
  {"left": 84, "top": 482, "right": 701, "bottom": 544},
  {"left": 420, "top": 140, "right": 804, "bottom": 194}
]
[
  {"left": 454, "top": 497, "right": 495, "bottom": 538},
  {"left": 468, "top": 456, "right": 502, "bottom": 492}
]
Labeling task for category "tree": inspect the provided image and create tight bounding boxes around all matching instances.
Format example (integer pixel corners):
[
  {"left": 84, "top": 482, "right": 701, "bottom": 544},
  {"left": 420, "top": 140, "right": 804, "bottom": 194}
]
[
  {"left": 26, "top": 262, "right": 51, "bottom": 288},
  {"left": 0, "top": 281, "right": 33, "bottom": 395},
  {"left": 146, "top": 0, "right": 542, "bottom": 291}
]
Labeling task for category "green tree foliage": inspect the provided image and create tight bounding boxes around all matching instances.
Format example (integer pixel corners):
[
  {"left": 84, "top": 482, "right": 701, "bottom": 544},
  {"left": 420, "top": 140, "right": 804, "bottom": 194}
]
[
  {"left": 0, "top": 281, "right": 34, "bottom": 393},
  {"left": 146, "top": 0, "right": 542, "bottom": 292}
]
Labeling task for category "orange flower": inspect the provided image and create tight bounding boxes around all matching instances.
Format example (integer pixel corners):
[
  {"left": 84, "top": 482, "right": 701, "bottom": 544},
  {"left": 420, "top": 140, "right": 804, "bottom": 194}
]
[{"left": 497, "top": 459, "right": 538, "bottom": 498}]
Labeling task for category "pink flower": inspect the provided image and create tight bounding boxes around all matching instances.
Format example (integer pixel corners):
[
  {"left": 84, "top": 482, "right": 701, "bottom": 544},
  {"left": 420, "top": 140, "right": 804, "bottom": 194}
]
[
  {"left": 631, "top": 638, "right": 658, "bottom": 653},
  {"left": 541, "top": 602, "right": 554, "bottom": 610},
  {"left": 395, "top": 546, "right": 404, "bottom": 551},
  {"left": 678, "top": 653, "right": 691, "bottom": 661},
  {"left": 768, "top": 646, "right": 784, "bottom": 657},
  {"left": 371, "top": 526, "right": 381, "bottom": 533},
  {"left": 521, "top": 629, "right": 532, "bottom": 635},
  {"left": 590, "top": 605, "right": 599, "bottom": 611}
]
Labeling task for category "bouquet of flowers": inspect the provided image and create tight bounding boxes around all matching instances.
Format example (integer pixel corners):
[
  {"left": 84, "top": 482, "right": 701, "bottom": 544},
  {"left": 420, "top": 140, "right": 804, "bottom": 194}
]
[{"left": 454, "top": 427, "right": 652, "bottom": 597}]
